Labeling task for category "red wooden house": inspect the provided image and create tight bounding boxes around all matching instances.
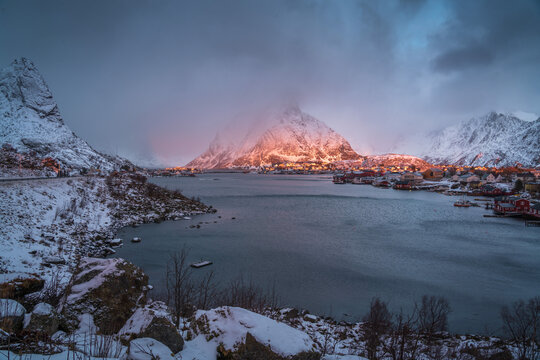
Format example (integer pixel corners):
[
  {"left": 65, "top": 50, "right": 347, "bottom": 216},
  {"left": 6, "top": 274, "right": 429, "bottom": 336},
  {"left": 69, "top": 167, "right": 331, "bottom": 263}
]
[
  {"left": 514, "top": 198, "right": 530, "bottom": 213},
  {"left": 494, "top": 197, "right": 530, "bottom": 215},
  {"left": 527, "top": 203, "right": 540, "bottom": 218}
]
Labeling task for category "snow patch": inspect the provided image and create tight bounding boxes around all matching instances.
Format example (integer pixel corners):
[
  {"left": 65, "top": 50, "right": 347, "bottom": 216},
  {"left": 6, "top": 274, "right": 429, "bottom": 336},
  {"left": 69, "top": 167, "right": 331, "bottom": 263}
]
[{"left": 193, "top": 306, "right": 315, "bottom": 356}]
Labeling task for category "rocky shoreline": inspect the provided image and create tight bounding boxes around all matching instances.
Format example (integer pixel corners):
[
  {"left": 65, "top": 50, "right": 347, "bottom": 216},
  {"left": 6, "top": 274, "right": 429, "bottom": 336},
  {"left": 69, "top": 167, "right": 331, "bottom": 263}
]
[{"left": 0, "top": 172, "right": 213, "bottom": 284}]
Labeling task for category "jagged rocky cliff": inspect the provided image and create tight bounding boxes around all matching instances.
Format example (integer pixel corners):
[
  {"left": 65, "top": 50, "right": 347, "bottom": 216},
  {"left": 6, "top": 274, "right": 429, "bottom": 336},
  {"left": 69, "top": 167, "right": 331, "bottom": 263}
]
[{"left": 0, "top": 58, "right": 130, "bottom": 172}]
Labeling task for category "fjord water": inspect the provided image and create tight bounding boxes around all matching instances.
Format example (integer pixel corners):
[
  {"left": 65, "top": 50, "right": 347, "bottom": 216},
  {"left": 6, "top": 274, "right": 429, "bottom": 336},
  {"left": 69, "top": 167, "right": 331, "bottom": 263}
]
[{"left": 115, "top": 174, "right": 540, "bottom": 334}]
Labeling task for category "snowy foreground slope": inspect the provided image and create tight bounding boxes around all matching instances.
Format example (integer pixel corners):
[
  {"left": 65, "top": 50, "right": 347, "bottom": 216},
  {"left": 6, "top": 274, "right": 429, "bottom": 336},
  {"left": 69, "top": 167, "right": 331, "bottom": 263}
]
[
  {"left": 187, "top": 106, "right": 362, "bottom": 168},
  {"left": 0, "top": 58, "right": 130, "bottom": 172},
  {"left": 0, "top": 175, "right": 209, "bottom": 281},
  {"left": 424, "top": 112, "right": 540, "bottom": 167}
]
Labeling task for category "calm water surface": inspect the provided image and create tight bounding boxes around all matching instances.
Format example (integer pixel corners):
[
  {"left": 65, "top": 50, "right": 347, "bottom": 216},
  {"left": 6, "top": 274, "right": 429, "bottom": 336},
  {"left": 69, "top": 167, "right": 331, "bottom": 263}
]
[{"left": 115, "top": 174, "right": 540, "bottom": 334}]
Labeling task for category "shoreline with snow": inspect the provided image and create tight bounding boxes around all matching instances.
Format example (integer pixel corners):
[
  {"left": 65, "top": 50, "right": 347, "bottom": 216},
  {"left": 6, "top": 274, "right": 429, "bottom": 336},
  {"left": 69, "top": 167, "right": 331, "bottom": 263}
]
[{"left": 0, "top": 173, "right": 213, "bottom": 283}]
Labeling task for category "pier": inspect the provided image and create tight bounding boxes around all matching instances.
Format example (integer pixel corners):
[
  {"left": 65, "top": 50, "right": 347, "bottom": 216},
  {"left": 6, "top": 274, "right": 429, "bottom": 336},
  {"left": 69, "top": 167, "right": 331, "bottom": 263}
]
[{"left": 525, "top": 220, "right": 540, "bottom": 227}]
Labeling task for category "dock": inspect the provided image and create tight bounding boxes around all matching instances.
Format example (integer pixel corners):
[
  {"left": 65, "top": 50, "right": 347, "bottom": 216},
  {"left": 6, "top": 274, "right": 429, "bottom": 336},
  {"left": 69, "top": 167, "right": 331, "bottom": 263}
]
[{"left": 525, "top": 221, "right": 540, "bottom": 227}]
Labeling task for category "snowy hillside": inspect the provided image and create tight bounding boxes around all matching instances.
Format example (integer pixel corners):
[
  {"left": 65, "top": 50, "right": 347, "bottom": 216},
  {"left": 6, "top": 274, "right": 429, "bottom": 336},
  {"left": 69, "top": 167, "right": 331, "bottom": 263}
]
[
  {"left": 0, "top": 58, "right": 130, "bottom": 172},
  {"left": 187, "top": 106, "right": 362, "bottom": 168},
  {"left": 424, "top": 112, "right": 540, "bottom": 167},
  {"left": 362, "top": 153, "right": 431, "bottom": 170}
]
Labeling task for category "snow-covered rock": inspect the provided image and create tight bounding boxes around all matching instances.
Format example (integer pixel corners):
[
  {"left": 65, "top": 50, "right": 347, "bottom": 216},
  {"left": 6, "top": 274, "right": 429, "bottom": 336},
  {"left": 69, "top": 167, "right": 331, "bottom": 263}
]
[
  {"left": 60, "top": 257, "right": 148, "bottom": 333},
  {"left": 119, "top": 301, "right": 184, "bottom": 353},
  {"left": 24, "top": 302, "right": 59, "bottom": 335},
  {"left": 0, "top": 299, "right": 26, "bottom": 332},
  {"left": 424, "top": 111, "right": 540, "bottom": 167},
  {"left": 127, "top": 338, "right": 175, "bottom": 360},
  {"left": 0, "top": 57, "right": 131, "bottom": 173},
  {"left": 187, "top": 105, "right": 362, "bottom": 168},
  {"left": 191, "top": 306, "right": 316, "bottom": 357}
]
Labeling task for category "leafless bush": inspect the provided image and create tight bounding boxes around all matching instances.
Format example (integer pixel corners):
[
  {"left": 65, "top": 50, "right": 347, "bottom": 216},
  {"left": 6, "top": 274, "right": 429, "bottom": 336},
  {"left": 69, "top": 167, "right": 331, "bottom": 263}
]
[
  {"left": 165, "top": 248, "right": 196, "bottom": 326},
  {"left": 320, "top": 327, "right": 340, "bottom": 357},
  {"left": 53, "top": 198, "right": 82, "bottom": 221},
  {"left": 418, "top": 295, "right": 451, "bottom": 342},
  {"left": 193, "top": 271, "right": 219, "bottom": 310},
  {"left": 361, "top": 295, "right": 451, "bottom": 360},
  {"left": 501, "top": 296, "right": 540, "bottom": 360},
  {"left": 217, "top": 275, "right": 279, "bottom": 313},
  {"left": 87, "top": 334, "right": 124, "bottom": 359},
  {"left": 383, "top": 309, "right": 421, "bottom": 360},
  {"left": 131, "top": 340, "right": 161, "bottom": 360},
  {"left": 163, "top": 249, "right": 280, "bottom": 326},
  {"left": 39, "top": 272, "right": 65, "bottom": 307},
  {"left": 361, "top": 297, "right": 392, "bottom": 360}
]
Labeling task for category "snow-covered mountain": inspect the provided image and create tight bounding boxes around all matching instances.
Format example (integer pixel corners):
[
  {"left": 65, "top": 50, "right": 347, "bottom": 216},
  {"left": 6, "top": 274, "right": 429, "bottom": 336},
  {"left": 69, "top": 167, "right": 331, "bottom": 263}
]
[
  {"left": 424, "top": 112, "right": 540, "bottom": 167},
  {"left": 187, "top": 106, "right": 362, "bottom": 168},
  {"left": 0, "top": 58, "right": 131, "bottom": 172}
]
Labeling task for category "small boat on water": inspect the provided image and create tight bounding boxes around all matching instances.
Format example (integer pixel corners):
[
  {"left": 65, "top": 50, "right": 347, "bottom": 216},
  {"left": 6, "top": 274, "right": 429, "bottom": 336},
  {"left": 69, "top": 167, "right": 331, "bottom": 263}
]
[
  {"left": 131, "top": 237, "right": 142, "bottom": 243},
  {"left": 454, "top": 199, "right": 471, "bottom": 207},
  {"left": 190, "top": 260, "right": 213, "bottom": 268}
]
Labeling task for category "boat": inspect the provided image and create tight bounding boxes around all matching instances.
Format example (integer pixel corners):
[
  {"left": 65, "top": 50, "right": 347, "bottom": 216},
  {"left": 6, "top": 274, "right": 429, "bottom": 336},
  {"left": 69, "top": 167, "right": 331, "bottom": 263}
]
[
  {"left": 190, "top": 260, "right": 213, "bottom": 268},
  {"left": 131, "top": 237, "right": 142, "bottom": 243},
  {"left": 332, "top": 174, "right": 346, "bottom": 184},
  {"left": 454, "top": 199, "right": 471, "bottom": 207}
]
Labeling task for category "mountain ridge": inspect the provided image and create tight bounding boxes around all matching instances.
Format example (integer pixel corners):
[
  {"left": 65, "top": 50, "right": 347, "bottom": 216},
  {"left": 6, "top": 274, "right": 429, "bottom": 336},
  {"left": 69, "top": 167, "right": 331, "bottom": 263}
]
[
  {"left": 423, "top": 111, "right": 540, "bottom": 167},
  {"left": 0, "top": 57, "right": 131, "bottom": 172}
]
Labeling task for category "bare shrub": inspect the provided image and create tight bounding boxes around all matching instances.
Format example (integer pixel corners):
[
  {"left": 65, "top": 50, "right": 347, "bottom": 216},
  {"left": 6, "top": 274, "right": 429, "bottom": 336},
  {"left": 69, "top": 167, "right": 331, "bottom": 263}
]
[
  {"left": 39, "top": 272, "right": 65, "bottom": 307},
  {"left": 361, "top": 297, "right": 392, "bottom": 360},
  {"left": 165, "top": 248, "right": 196, "bottom": 326},
  {"left": 383, "top": 309, "right": 421, "bottom": 360},
  {"left": 418, "top": 295, "right": 451, "bottom": 341},
  {"left": 193, "top": 270, "right": 218, "bottom": 310},
  {"left": 501, "top": 296, "right": 540, "bottom": 360},
  {"left": 217, "top": 276, "right": 279, "bottom": 313}
]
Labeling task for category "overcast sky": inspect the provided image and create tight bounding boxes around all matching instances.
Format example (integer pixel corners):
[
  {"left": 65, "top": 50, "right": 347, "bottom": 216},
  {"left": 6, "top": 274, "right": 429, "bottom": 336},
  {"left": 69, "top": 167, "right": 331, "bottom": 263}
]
[{"left": 1, "top": 0, "right": 539, "bottom": 166}]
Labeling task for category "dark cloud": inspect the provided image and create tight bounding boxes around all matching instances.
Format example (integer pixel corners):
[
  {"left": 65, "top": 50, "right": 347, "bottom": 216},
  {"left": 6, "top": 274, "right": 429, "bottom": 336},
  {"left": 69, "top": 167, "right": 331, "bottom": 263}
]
[
  {"left": 432, "top": 43, "right": 495, "bottom": 73},
  {"left": 0, "top": 0, "right": 539, "bottom": 164},
  {"left": 430, "top": 0, "right": 540, "bottom": 73}
]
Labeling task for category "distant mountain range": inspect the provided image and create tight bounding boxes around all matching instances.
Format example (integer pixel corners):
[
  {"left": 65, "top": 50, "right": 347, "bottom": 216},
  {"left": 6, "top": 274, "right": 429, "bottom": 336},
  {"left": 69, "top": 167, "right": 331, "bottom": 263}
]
[
  {"left": 2, "top": 58, "right": 537, "bottom": 171},
  {"left": 189, "top": 107, "right": 540, "bottom": 169},
  {"left": 0, "top": 58, "right": 131, "bottom": 172},
  {"left": 187, "top": 106, "right": 362, "bottom": 168},
  {"left": 424, "top": 112, "right": 540, "bottom": 168}
]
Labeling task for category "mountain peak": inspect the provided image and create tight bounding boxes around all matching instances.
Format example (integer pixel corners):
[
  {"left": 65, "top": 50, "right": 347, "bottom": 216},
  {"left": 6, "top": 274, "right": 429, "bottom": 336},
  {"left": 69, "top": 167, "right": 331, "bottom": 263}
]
[
  {"left": 187, "top": 107, "right": 362, "bottom": 168},
  {"left": 2, "top": 57, "right": 60, "bottom": 122},
  {"left": 11, "top": 57, "right": 38, "bottom": 73},
  {"left": 1, "top": 58, "right": 130, "bottom": 172}
]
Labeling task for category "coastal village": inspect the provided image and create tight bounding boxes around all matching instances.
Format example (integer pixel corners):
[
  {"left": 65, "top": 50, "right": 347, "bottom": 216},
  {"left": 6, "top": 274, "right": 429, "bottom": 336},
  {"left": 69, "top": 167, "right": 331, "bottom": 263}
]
[{"left": 153, "top": 161, "right": 540, "bottom": 224}]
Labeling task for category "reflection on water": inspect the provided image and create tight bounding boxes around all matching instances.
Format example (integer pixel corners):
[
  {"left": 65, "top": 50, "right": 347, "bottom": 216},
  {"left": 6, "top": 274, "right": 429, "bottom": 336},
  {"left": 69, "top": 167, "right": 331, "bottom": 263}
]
[{"left": 115, "top": 174, "right": 540, "bottom": 334}]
